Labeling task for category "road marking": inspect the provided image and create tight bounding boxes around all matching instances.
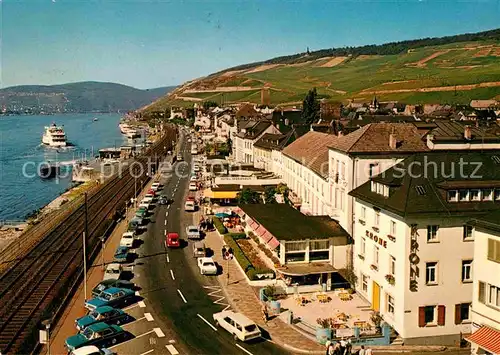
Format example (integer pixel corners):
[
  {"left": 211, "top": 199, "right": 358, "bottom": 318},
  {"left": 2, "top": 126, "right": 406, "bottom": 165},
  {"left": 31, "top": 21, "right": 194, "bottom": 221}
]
[
  {"left": 204, "top": 286, "right": 230, "bottom": 311},
  {"left": 145, "top": 312, "right": 154, "bottom": 321},
  {"left": 136, "top": 329, "right": 155, "bottom": 339},
  {"left": 123, "top": 316, "right": 146, "bottom": 326},
  {"left": 164, "top": 230, "right": 167, "bottom": 236},
  {"left": 154, "top": 328, "right": 165, "bottom": 338},
  {"left": 109, "top": 330, "right": 154, "bottom": 349},
  {"left": 170, "top": 269, "right": 175, "bottom": 280},
  {"left": 138, "top": 301, "right": 146, "bottom": 308},
  {"left": 167, "top": 204, "right": 170, "bottom": 209},
  {"left": 177, "top": 289, "right": 187, "bottom": 303},
  {"left": 165, "top": 345, "right": 179, "bottom": 355},
  {"left": 235, "top": 344, "right": 254, "bottom": 355},
  {"left": 165, "top": 211, "right": 169, "bottom": 217},
  {"left": 197, "top": 313, "right": 217, "bottom": 331},
  {"left": 164, "top": 219, "right": 167, "bottom": 226},
  {"left": 166, "top": 254, "right": 170, "bottom": 263},
  {"left": 139, "top": 349, "right": 154, "bottom": 355}
]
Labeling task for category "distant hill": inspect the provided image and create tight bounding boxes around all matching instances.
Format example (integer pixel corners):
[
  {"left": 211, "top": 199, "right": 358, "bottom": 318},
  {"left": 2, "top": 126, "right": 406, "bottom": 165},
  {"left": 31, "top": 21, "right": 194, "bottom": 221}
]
[
  {"left": 0, "top": 81, "right": 176, "bottom": 114},
  {"left": 143, "top": 28, "right": 500, "bottom": 111}
]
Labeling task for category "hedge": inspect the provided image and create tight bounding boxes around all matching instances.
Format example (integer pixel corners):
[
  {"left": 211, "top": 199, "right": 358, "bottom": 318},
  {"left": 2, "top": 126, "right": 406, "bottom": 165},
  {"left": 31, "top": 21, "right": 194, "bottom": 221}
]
[
  {"left": 213, "top": 216, "right": 228, "bottom": 234},
  {"left": 226, "top": 232, "right": 247, "bottom": 239}
]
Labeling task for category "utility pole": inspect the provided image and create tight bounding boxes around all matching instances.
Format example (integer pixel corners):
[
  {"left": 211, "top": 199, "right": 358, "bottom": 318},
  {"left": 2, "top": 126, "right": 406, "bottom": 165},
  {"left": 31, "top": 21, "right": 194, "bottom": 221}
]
[{"left": 83, "top": 192, "right": 88, "bottom": 301}]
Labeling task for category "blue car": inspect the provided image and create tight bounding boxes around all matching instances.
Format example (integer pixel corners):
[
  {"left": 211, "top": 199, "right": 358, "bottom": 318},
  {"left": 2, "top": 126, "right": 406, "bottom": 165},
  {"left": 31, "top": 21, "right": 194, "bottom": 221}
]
[
  {"left": 114, "top": 246, "right": 129, "bottom": 263},
  {"left": 65, "top": 322, "right": 125, "bottom": 351},
  {"left": 76, "top": 306, "right": 129, "bottom": 331},
  {"left": 85, "top": 287, "right": 135, "bottom": 311},
  {"left": 91, "top": 280, "right": 134, "bottom": 299}
]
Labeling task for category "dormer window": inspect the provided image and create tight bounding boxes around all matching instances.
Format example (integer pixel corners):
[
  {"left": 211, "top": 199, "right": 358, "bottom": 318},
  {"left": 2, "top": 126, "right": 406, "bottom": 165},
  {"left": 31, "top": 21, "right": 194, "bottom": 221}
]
[
  {"left": 448, "top": 190, "right": 458, "bottom": 202},
  {"left": 459, "top": 190, "right": 469, "bottom": 202},
  {"left": 495, "top": 189, "right": 500, "bottom": 201},
  {"left": 371, "top": 181, "right": 389, "bottom": 197},
  {"left": 483, "top": 189, "right": 493, "bottom": 201}
]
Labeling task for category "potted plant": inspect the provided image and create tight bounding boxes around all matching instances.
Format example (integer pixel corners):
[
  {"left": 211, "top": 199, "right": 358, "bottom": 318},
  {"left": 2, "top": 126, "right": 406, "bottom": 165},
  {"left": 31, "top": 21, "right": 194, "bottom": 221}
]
[
  {"left": 385, "top": 274, "right": 395, "bottom": 285},
  {"left": 370, "top": 264, "right": 378, "bottom": 271},
  {"left": 315, "top": 318, "right": 333, "bottom": 344},
  {"left": 370, "top": 311, "right": 383, "bottom": 334},
  {"left": 264, "top": 285, "right": 281, "bottom": 313}
]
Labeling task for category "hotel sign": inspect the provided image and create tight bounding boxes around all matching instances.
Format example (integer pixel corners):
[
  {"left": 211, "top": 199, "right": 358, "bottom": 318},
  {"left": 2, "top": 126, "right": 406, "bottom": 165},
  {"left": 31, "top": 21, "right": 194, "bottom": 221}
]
[{"left": 365, "top": 230, "right": 387, "bottom": 248}]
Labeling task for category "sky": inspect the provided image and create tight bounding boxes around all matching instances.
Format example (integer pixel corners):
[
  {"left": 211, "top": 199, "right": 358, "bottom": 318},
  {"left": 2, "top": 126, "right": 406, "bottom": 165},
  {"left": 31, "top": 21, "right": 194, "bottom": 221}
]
[{"left": 1, "top": 0, "right": 499, "bottom": 89}]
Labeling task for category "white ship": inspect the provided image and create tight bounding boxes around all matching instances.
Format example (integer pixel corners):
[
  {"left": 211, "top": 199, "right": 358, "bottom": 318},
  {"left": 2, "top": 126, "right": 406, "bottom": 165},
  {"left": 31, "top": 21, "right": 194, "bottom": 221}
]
[
  {"left": 119, "top": 122, "right": 141, "bottom": 139},
  {"left": 42, "top": 123, "right": 67, "bottom": 147},
  {"left": 119, "top": 123, "right": 131, "bottom": 134}
]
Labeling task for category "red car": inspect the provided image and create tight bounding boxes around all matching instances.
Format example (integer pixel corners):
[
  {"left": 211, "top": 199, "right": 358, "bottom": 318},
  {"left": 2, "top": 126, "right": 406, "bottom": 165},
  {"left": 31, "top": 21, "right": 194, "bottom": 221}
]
[
  {"left": 165, "top": 233, "right": 180, "bottom": 248},
  {"left": 148, "top": 189, "right": 156, "bottom": 196}
]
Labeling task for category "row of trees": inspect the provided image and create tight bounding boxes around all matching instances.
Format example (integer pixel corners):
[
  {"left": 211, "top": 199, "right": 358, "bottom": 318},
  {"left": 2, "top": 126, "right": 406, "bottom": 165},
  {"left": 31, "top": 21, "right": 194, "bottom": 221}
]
[{"left": 236, "top": 184, "right": 291, "bottom": 205}]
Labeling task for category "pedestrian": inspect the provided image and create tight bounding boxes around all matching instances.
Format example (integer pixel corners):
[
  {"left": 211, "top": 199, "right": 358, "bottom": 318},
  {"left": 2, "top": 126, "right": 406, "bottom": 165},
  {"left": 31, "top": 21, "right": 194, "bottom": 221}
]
[
  {"left": 358, "top": 345, "right": 366, "bottom": 355},
  {"left": 326, "top": 342, "right": 335, "bottom": 355},
  {"left": 364, "top": 347, "right": 372, "bottom": 355},
  {"left": 262, "top": 304, "right": 269, "bottom": 323},
  {"left": 333, "top": 341, "right": 341, "bottom": 355},
  {"left": 339, "top": 338, "right": 346, "bottom": 355},
  {"left": 345, "top": 338, "right": 352, "bottom": 355}
]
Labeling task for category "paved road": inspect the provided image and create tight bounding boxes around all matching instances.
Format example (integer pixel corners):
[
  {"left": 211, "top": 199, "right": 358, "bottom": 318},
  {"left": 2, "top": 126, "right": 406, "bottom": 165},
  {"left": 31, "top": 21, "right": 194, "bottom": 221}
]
[{"left": 132, "top": 131, "right": 290, "bottom": 355}]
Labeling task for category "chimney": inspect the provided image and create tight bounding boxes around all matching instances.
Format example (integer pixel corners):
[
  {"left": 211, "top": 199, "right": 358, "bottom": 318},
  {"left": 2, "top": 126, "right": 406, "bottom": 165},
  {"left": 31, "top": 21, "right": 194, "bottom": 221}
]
[
  {"left": 464, "top": 125, "right": 472, "bottom": 140},
  {"left": 389, "top": 128, "right": 397, "bottom": 149}
]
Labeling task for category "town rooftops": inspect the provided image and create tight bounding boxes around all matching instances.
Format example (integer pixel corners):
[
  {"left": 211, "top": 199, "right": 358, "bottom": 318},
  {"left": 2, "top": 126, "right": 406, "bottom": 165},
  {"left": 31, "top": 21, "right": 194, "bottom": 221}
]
[
  {"left": 349, "top": 151, "right": 500, "bottom": 218},
  {"left": 253, "top": 131, "right": 295, "bottom": 151},
  {"left": 329, "top": 123, "right": 429, "bottom": 155},
  {"left": 236, "top": 120, "right": 273, "bottom": 140},
  {"left": 425, "top": 121, "right": 500, "bottom": 143},
  {"left": 236, "top": 104, "right": 260, "bottom": 118},
  {"left": 282, "top": 131, "right": 338, "bottom": 179},
  {"left": 470, "top": 99, "right": 498, "bottom": 110},
  {"left": 239, "top": 204, "right": 350, "bottom": 241}
]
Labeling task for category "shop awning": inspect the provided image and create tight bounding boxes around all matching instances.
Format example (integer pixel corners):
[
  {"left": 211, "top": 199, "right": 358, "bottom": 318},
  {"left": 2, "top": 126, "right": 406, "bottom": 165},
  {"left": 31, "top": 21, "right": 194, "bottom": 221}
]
[
  {"left": 276, "top": 262, "right": 336, "bottom": 276},
  {"left": 466, "top": 326, "right": 500, "bottom": 354},
  {"left": 266, "top": 237, "right": 280, "bottom": 250},
  {"left": 205, "top": 189, "right": 238, "bottom": 199}
]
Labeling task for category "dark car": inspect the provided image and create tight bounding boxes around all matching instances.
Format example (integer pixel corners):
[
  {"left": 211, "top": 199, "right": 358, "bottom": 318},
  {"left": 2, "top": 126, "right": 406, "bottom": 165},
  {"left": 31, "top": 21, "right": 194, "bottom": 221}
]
[
  {"left": 114, "top": 246, "right": 129, "bottom": 263},
  {"left": 65, "top": 322, "right": 125, "bottom": 351},
  {"left": 85, "top": 287, "right": 135, "bottom": 311},
  {"left": 92, "top": 280, "right": 134, "bottom": 299},
  {"left": 76, "top": 306, "right": 129, "bottom": 331}
]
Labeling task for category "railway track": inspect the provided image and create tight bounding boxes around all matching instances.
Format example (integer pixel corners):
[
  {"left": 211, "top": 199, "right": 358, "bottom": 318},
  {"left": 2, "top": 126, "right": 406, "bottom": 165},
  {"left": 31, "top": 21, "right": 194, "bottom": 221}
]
[{"left": 0, "top": 126, "right": 178, "bottom": 354}]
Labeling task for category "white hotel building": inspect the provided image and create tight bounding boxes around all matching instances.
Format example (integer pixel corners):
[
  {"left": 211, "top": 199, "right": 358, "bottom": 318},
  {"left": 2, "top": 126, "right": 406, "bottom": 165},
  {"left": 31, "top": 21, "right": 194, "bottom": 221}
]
[{"left": 350, "top": 151, "right": 500, "bottom": 345}]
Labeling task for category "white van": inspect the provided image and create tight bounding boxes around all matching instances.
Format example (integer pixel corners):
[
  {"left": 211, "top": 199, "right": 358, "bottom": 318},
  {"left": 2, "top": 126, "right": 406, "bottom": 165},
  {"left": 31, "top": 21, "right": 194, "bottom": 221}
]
[
  {"left": 213, "top": 311, "right": 261, "bottom": 341},
  {"left": 70, "top": 345, "right": 114, "bottom": 355},
  {"left": 184, "top": 200, "right": 196, "bottom": 212}
]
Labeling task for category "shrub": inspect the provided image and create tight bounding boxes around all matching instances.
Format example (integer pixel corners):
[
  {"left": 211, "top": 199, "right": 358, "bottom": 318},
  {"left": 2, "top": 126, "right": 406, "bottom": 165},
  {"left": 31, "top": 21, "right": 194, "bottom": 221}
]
[
  {"left": 224, "top": 235, "right": 252, "bottom": 272},
  {"left": 213, "top": 216, "right": 228, "bottom": 234},
  {"left": 263, "top": 249, "right": 274, "bottom": 258},
  {"left": 226, "top": 232, "right": 247, "bottom": 240}
]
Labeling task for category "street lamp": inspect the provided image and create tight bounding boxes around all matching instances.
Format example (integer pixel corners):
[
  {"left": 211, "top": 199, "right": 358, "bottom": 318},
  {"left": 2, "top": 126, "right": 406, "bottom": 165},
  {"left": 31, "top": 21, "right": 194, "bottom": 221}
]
[
  {"left": 41, "top": 318, "right": 51, "bottom": 355},
  {"left": 101, "top": 237, "right": 106, "bottom": 271}
]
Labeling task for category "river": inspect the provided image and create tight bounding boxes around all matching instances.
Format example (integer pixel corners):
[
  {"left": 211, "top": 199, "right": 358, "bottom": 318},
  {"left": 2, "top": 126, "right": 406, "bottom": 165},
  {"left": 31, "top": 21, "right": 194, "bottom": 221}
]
[{"left": 0, "top": 113, "right": 131, "bottom": 221}]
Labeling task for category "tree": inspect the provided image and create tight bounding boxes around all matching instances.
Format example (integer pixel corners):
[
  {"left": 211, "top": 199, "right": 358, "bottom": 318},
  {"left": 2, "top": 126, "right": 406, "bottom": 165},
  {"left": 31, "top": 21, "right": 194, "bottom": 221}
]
[
  {"left": 237, "top": 188, "right": 261, "bottom": 204},
  {"left": 302, "top": 88, "right": 320, "bottom": 124},
  {"left": 226, "top": 137, "right": 233, "bottom": 154},
  {"left": 264, "top": 187, "right": 277, "bottom": 204},
  {"left": 276, "top": 183, "right": 291, "bottom": 205},
  {"left": 203, "top": 101, "right": 218, "bottom": 110}
]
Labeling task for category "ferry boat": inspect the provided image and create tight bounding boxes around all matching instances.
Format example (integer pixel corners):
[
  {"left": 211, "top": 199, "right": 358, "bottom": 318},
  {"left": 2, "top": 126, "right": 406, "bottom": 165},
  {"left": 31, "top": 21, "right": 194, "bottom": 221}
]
[
  {"left": 126, "top": 129, "right": 141, "bottom": 139},
  {"left": 42, "top": 123, "right": 67, "bottom": 147},
  {"left": 119, "top": 123, "right": 132, "bottom": 134}
]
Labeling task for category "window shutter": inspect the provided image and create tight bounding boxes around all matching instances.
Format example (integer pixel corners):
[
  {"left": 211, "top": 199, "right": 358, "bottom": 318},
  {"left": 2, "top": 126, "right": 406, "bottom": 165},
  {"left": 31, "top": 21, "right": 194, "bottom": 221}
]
[
  {"left": 438, "top": 305, "right": 446, "bottom": 326},
  {"left": 488, "top": 239, "right": 495, "bottom": 260},
  {"left": 479, "top": 281, "right": 486, "bottom": 303},
  {"left": 454, "top": 304, "right": 461, "bottom": 325},
  {"left": 418, "top": 307, "right": 425, "bottom": 327}
]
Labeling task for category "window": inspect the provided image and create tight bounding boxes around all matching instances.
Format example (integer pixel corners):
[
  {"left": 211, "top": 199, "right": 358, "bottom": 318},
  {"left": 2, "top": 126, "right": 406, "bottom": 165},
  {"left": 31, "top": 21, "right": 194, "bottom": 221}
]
[
  {"left": 488, "top": 238, "right": 500, "bottom": 263},
  {"left": 426, "top": 262, "right": 437, "bottom": 284},
  {"left": 285, "top": 241, "right": 307, "bottom": 252},
  {"left": 360, "top": 238, "right": 366, "bottom": 256},
  {"left": 463, "top": 225, "right": 473, "bottom": 241},
  {"left": 390, "top": 220, "right": 396, "bottom": 235},
  {"left": 311, "top": 240, "right": 329, "bottom": 250},
  {"left": 470, "top": 189, "right": 481, "bottom": 201},
  {"left": 461, "top": 260, "right": 473, "bottom": 282},
  {"left": 427, "top": 225, "right": 439, "bottom": 242},
  {"left": 455, "top": 303, "right": 470, "bottom": 324},
  {"left": 479, "top": 281, "right": 486, "bottom": 303},
  {"left": 310, "top": 250, "right": 330, "bottom": 261},
  {"left": 488, "top": 285, "right": 500, "bottom": 308},
  {"left": 448, "top": 190, "right": 458, "bottom": 202},
  {"left": 361, "top": 206, "right": 366, "bottom": 220},
  {"left": 374, "top": 210, "right": 380, "bottom": 226},
  {"left": 340, "top": 190, "right": 345, "bottom": 211},
  {"left": 285, "top": 253, "right": 306, "bottom": 262},
  {"left": 361, "top": 274, "right": 368, "bottom": 293},
  {"left": 483, "top": 188, "right": 493, "bottom": 201},
  {"left": 424, "top": 306, "right": 435, "bottom": 324},
  {"left": 495, "top": 189, "right": 500, "bottom": 201},
  {"left": 387, "top": 294, "right": 395, "bottom": 314},
  {"left": 373, "top": 246, "right": 379, "bottom": 266},
  {"left": 369, "top": 163, "right": 379, "bottom": 178},
  {"left": 390, "top": 256, "right": 396, "bottom": 275},
  {"left": 459, "top": 190, "right": 469, "bottom": 202}
]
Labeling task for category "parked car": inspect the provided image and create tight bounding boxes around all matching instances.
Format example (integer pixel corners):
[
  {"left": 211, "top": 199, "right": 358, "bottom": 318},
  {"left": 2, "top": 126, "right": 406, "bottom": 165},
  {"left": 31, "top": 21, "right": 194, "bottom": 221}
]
[
  {"left": 114, "top": 246, "right": 129, "bottom": 263},
  {"left": 165, "top": 232, "right": 180, "bottom": 248},
  {"left": 119, "top": 232, "right": 135, "bottom": 248},
  {"left": 142, "top": 196, "right": 154, "bottom": 204},
  {"left": 103, "top": 263, "right": 122, "bottom": 281},
  {"left": 138, "top": 202, "right": 150, "bottom": 210},
  {"left": 85, "top": 287, "right": 136, "bottom": 311},
  {"left": 186, "top": 225, "right": 200, "bottom": 239},
  {"left": 76, "top": 306, "right": 129, "bottom": 331},
  {"left": 70, "top": 345, "right": 114, "bottom": 355},
  {"left": 189, "top": 182, "right": 197, "bottom": 191},
  {"left": 193, "top": 241, "right": 206, "bottom": 258},
  {"left": 213, "top": 311, "right": 261, "bottom": 341},
  {"left": 128, "top": 217, "right": 142, "bottom": 232},
  {"left": 190, "top": 176, "right": 198, "bottom": 182},
  {"left": 151, "top": 182, "right": 161, "bottom": 191},
  {"left": 135, "top": 207, "right": 147, "bottom": 218},
  {"left": 65, "top": 322, "right": 125, "bottom": 351},
  {"left": 184, "top": 200, "right": 196, "bottom": 212},
  {"left": 197, "top": 257, "right": 217, "bottom": 275},
  {"left": 92, "top": 280, "right": 134, "bottom": 299}
]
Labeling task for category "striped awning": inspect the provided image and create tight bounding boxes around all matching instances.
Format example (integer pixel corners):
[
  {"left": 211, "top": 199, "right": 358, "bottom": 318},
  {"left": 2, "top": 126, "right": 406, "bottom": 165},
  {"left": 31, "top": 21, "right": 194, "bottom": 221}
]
[
  {"left": 466, "top": 326, "right": 500, "bottom": 354},
  {"left": 255, "top": 225, "right": 267, "bottom": 237},
  {"left": 266, "top": 237, "right": 280, "bottom": 250}
]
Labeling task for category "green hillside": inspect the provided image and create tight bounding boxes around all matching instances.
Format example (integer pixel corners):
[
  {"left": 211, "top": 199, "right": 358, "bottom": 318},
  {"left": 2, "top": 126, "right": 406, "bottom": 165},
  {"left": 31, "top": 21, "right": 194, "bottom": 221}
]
[{"left": 144, "top": 29, "right": 500, "bottom": 112}]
